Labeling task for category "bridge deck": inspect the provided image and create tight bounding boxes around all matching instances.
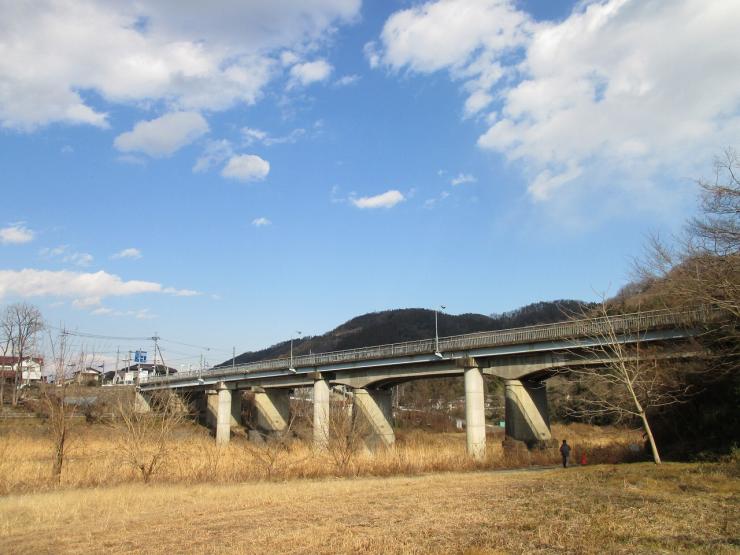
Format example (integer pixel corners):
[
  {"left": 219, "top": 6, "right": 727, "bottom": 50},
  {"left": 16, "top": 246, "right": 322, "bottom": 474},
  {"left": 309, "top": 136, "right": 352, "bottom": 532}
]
[{"left": 145, "top": 307, "right": 719, "bottom": 388}]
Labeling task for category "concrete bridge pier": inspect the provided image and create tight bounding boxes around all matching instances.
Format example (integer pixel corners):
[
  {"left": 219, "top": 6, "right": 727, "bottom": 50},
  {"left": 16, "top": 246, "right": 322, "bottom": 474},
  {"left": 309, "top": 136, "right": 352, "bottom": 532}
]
[
  {"left": 206, "top": 390, "right": 219, "bottom": 429},
  {"left": 313, "top": 378, "right": 330, "bottom": 449},
  {"left": 215, "top": 383, "right": 237, "bottom": 445},
  {"left": 504, "top": 379, "right": 551, "bottom": 446},
  {"left": 254, "top": 388, "right": 291, "bottom": 434},
  {"left": 464, "top": 364, "right": 486, "bottom": 461},
  {"left": 353, "top": 388, "right": 395, "bottom": 451}
]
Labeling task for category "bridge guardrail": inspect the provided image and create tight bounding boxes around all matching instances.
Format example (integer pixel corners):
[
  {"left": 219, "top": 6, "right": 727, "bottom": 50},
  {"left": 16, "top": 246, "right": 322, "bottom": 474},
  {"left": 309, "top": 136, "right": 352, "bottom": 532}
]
[{"left": 147, "top": 306, "right": 723, "bottom": 386}]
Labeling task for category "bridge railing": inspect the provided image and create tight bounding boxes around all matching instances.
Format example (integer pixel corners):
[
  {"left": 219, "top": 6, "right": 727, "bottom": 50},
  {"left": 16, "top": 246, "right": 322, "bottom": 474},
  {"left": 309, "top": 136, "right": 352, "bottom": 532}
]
[{"left": 148, "top": 306, "right": 721, "bottom": 385}]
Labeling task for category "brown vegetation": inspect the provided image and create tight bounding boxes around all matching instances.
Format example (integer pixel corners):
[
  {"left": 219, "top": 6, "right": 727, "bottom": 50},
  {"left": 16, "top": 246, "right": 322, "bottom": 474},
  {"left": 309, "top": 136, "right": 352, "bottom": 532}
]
[
  {"left": 0, "top": 457, "right": 736, "bottom": 554},
  {"left": 0, "top": 420, "right": 641, "bottom": 495}
]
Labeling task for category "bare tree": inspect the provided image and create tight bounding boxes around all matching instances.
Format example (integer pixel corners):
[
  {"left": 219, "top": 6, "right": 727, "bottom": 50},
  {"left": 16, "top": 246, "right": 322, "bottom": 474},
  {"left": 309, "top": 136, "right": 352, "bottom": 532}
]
[
  {"left": 42, "top": 329, "right": 103, "bottom": 482},
  {"left": 564, "top": 303, "right": 701, "bottom": 464},
  {"left": 2, "top": 303, "right": 43, "bottom": 406},
  {"left": 0, "top": 314, "right": 12, "bottom": 406},
  {"left": 116, "top": 391, "right": 183, "bottom": 483},
  {"left": 324, "top": 396, "right": 370, "bottom": 475},
  {"left": 242, "top": 412, "right": 301, "bottom": 480},
  {"left": 633, "top": 149, "right": 739, "bottom": 318},
  {"left": 42, "top": 329, "right": 78, "bottom": 482}
]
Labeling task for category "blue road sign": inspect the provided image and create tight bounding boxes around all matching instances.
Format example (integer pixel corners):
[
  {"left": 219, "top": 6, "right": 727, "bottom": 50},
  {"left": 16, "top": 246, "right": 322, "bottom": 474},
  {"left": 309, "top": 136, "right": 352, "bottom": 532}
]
[{"left": 134, "top": 351, "right": 147, "bottom": 363}]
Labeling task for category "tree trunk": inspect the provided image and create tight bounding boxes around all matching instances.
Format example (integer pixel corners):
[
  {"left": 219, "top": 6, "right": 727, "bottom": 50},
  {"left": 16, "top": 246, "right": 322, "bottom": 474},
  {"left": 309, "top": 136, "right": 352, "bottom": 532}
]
[
  {"left": 11, "top": 363, "right": 18, "bottom": 406},
  {"left": 640, "top": 411, "right": 662, "bottom": 464},
  {"left": 52, "top": 421, "right": 66, "bottom": 482}
]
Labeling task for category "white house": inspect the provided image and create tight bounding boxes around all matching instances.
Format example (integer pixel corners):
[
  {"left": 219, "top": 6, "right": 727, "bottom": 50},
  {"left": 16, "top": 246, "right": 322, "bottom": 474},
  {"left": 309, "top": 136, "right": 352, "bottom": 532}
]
[{"left": 0, "top": 356, "right": 44, "bottom": 384}]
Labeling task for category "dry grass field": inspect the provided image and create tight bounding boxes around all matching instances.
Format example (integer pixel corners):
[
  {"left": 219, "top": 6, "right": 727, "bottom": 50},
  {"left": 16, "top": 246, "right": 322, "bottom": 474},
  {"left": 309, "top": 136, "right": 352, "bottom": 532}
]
[
  {"left": 1, "top": 418, "right": 735, "bottom": 553},
  {"left": 0, "top": 461, "right": 737, "bottom": 554},
  {"left": 0, "top": 419, "right": 641, "bottom": 494}
]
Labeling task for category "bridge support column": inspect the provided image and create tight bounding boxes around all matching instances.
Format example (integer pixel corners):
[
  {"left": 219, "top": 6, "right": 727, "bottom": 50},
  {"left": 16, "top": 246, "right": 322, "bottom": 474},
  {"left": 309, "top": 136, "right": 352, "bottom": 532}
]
[
  {"left": 230, "top": 390, "right": 243, "bottom": 427},
  {"left": 206, "top": 390, "right": 219, "bottom": 429},
  {"left": 216, "top": 383, "right": 232, "bottom": 445},
  {"left": 504, "top": 379, "right": 551, "bottom": 446},
  {"left": 464, "top": 365, "right": 486, "bottom": 461},
  {"left": 353, "top": 388, "right": 395, "bottom": 451},
  {"left": 254, "top": 389, "right": 290, "bottom": 433},
  {"left": 313, "top": 378, "right": 330, "bottom": 449},
  {"left": 134, "top": 391, "right": 151, "bottom": 413}
]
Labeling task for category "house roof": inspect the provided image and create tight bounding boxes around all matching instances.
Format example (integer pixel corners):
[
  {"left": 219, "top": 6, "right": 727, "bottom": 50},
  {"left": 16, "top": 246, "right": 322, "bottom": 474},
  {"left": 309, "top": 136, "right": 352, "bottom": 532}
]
[{"left": 0, "top": 356, "right": 44, "bottom": 366}]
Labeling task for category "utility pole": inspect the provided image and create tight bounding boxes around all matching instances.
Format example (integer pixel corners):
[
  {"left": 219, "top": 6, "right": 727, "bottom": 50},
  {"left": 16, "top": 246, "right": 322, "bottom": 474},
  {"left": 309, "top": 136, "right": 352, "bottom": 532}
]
[
  {"left": 114, "top": 347, "right": 120, "bottom": 385},
  {"left": 232, "top": 346, "right": 236, "bottom": 369}
]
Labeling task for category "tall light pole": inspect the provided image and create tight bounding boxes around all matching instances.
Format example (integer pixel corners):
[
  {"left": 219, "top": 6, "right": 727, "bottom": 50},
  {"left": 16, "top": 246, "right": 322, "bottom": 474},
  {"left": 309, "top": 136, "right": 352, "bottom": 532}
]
[
  {"left": 289, "top": 330, "right": 302, "bottom": 372},
  {"left": 435, "top": 305, "right": 446, "bottom": 357}
]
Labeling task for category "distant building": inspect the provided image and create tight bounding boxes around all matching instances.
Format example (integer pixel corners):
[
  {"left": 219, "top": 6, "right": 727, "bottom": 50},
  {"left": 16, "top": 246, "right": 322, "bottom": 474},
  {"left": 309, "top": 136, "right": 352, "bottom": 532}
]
[
  {"left": 104, "top": 363, "right": 177, "bottom": 385},
  {"left": 0, "top": 356, "right": 44, "bottom": 385},
  {"left": 71, "top": 366, "right": 103, "bottom": 385}
]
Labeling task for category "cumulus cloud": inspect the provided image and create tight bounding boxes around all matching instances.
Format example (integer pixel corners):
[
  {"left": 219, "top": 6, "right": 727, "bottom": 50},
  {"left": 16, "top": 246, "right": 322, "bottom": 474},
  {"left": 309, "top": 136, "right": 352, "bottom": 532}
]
[
  {"left": 0, "top": 223, "right": 34, "bottom": 244},
  {"left": 252, "top": 217, "right": 271, "bottom": 227},
  {"left": 0, "top": 1, "right": 360, "bottom": 130},
  {"left": 373, "top": 0, "right": 740, "bottom": 201},
  {"left": 289, "top": 59, "right": 333, "bottom": 87},
  {"left": 114, "top": 112, "right": 209, "bottom": 157},
  {"left": 112, "top": 247, "right": 142, "bottom": 260},
  {"left": 451, "top": 173, "right": 477, "bottom": 186},
  {"left": 221, "top": 154, "right": 270, "bottom": 182},
  {"left": 351, "top": 190, "right": 405, "bottom": 209},
  {"left": 0, "top": 268, "right": 198, "bottom": 307}
]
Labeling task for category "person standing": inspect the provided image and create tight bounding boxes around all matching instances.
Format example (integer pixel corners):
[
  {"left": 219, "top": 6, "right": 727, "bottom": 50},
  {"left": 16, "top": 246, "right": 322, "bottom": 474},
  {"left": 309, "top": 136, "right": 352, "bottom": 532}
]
[{"left": 560, "top": 439, "right": 571, "bottom": 468}]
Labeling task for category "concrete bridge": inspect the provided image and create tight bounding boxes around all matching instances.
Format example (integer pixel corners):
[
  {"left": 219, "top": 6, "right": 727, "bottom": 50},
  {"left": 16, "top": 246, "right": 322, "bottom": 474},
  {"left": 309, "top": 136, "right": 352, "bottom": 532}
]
[{"left": 138, "top": 307, "right": 718, "bottom": 460}]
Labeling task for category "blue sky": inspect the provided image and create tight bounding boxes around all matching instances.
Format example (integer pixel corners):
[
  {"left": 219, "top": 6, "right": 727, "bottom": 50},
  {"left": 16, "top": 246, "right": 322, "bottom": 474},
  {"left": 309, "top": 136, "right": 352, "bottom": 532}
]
[{"left": 1, "top": 0, "right": 738, "bottom": 368}]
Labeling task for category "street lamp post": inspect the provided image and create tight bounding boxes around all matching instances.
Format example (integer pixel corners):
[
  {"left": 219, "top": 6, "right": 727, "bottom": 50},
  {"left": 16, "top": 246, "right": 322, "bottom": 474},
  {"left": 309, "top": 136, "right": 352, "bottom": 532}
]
[
  {"left": 289, "top": 331, "right": 302, "bottom": 372},
  {"left": 435, "top": 305, "right": 446, "bottom": 357}
]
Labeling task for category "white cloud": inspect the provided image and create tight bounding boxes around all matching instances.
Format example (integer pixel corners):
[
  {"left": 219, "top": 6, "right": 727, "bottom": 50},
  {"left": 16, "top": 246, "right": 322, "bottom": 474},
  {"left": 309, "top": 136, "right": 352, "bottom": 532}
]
[
  {"left": 242, "top": 126, "right": 306, "bottom": 146},
  {"left": 39, "top": 244, "right": 93, "bottom": 267},
  {"left": 289, "top": 59, "right": 333, "bottom": 87},
  {"left": 0, "top": 223, "right": 34, "bottom": 244},
  {"left": 242, "top": 128, "right": 268, "bottom": 145},
  {"left": 221, "top": 154, "right": 270, "bottom": 182},
  {"left": 193, "top": 139, "right": 234, "bottom": 173},
  {"left": 114, "top": 112, "right": 209, "bottom": 157},
  {"left": 91, "top": 306, "right": 155, "bottom": 320},
  {"left": 334, "top": 74, "right": 360, "bottom": 86},
  {"left": 252, "top": 217, "right": 272, "bottom": 227},
  {"left": 351, "top": 190, "right": 405, "bottom": 209},
  {"left": 373, "top": 0, "right": 740, "bottom": 202},
  {"left": 0, "top": 1, "right": 360, "bottom": 130},
  {"left": 450, "top": 173, "right": 477, "bottom": 186},
  {"left": 0, "top": 269, "right": 198, "bottom": 307},
  {"left": 112, "top": 247, "right": 142, "bottom": 260}
]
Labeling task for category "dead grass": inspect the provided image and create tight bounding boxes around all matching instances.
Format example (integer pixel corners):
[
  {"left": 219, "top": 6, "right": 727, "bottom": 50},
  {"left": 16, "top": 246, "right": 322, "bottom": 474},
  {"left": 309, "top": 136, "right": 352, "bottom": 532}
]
[
  {"left": 0, "top": 421, "right": 643, "bottom": 494},
  {"left": 0, "top": 462, "right": 736, "bottom": 554}
]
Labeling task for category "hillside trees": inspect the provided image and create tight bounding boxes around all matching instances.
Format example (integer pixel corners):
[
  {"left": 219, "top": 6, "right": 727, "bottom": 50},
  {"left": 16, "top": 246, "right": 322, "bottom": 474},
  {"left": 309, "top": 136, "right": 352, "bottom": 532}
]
[{"left": 605, "top": 148, "right": 740, "bottom": 455}]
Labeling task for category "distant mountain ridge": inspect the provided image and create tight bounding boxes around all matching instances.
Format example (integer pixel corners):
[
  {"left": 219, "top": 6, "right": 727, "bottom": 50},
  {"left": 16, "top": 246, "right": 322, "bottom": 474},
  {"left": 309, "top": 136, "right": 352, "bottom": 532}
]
[{"left": 218, "top": 299, "right": 591, "bottom": 367}]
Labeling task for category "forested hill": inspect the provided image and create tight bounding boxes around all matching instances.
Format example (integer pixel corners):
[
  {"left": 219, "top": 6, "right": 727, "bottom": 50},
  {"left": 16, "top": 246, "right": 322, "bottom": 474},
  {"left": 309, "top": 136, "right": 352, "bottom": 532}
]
[{"left": 218, "top": 299, "right": 591, "bottom": 367}]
